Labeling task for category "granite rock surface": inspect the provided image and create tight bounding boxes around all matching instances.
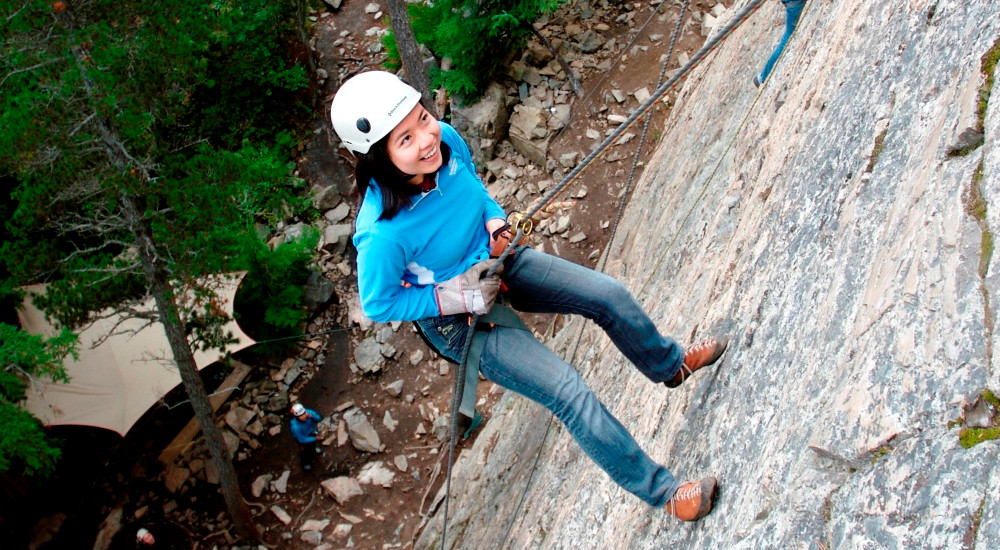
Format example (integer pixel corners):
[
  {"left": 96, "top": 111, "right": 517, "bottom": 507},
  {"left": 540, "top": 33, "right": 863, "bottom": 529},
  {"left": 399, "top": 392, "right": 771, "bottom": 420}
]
[{"left": 418, "top": 1, "right": 1000, "bottom": 548}]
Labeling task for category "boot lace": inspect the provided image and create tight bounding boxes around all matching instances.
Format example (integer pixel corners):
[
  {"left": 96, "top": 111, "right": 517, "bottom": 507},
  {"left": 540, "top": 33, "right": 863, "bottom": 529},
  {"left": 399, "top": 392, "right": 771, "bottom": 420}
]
[
  {"left": 673, "top": 482, "right": 702, "bottom": 503},
  {"left": 667, "top": 482, "right": 702, "bottom": 514}
]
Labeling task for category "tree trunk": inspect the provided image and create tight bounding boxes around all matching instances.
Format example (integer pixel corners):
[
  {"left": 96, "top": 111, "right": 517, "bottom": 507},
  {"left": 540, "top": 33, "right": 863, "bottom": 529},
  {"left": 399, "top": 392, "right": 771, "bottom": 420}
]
[
  {"left": 529, "top": 24, "right": 582, "bottom": 97},
  {"left": 386, "top": 0, "right": 437, "bottom": 118},
  {"left": 121, "top": 195, "right": 260, "bottom": 544},
  {"left": 55, "top": 10, "right": 260, "bottom": 540}
]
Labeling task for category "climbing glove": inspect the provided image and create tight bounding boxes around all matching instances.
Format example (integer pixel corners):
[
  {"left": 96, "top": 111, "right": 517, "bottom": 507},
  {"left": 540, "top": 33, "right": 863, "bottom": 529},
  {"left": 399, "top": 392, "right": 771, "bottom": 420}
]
[{"left": 434, "top": 260, "right": 504, "bottom": 316}]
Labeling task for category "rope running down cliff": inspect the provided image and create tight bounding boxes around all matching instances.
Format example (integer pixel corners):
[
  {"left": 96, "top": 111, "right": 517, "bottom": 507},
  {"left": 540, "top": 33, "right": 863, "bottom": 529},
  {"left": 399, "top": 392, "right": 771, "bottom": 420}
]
[{"left": 438, "top": 1, "right": 767, "bottom": 547}]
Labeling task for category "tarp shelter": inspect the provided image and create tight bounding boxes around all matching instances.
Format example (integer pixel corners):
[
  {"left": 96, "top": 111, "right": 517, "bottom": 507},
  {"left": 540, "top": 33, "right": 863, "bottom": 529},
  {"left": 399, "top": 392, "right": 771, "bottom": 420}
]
[{"left": 17, "top": 273, "right": 255, "bottom": 436}]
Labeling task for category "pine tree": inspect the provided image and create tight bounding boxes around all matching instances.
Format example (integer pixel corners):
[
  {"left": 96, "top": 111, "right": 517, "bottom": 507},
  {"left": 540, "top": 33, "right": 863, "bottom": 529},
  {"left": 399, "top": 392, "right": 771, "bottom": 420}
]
[
  {"left": 405, "top": 0, "right": 567, "bottom": 102},
  {"left": 0, "top": 324, "right": 76, "bottom": 478},
  {"left": 2, "top": 0, "right": 309, "bottom": 542}
]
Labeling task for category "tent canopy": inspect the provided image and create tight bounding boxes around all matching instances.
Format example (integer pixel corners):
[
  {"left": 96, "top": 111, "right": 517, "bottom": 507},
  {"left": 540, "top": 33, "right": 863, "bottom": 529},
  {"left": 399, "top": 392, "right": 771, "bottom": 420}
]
[{"left": 18, "top": 273, "right": 255, "bottom": 436}]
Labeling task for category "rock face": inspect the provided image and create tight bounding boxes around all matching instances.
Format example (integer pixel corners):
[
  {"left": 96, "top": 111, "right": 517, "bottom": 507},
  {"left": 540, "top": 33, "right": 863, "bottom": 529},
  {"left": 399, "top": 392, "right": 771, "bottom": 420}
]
[{"left": 418, "top": 1, "right": 1000, "bottom": 549}]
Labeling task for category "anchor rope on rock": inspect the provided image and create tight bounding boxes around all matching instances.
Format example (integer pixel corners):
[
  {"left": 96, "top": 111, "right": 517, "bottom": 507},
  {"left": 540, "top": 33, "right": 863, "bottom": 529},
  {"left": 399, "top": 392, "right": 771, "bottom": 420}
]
[{"left": 439, "top": 1, "right": 767, "bottom": 547}]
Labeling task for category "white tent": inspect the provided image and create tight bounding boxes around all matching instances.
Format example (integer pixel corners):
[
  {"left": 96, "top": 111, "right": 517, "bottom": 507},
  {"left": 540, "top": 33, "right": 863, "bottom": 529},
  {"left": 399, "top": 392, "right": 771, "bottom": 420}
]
[{"left": 18, "top": 273, "right": 255, "bottom": 436}]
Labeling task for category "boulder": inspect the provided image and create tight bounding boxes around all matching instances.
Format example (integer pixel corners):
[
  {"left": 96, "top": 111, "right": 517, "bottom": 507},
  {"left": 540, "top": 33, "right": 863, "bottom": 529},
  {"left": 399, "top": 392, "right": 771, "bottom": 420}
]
[
  {"left": 271, "top": 470, "right": 290, "bottom": 494},
  {"left": 270, "top": 505, "right": 292, "bottom": 525},
  {"left": 508, "top": 105, "right": 550, "bottom": 165},
  {"left": 300, "top": 531, "right": 323, "bottom": 545},
  {"left": 251, "top": 474, "right": 272, "bottom": 498},
  {"left": 343, "top": 408, "right": 381, "bottom": 453},
  {"left": 451, "top": 83, "right": 511, "bottom": 168},
  {"left": 300, "top": 519, "right": 330, "bottom": 532},
  {"left": 385, "top": 380, "right": 404, "bottom": 397},
  {"left": 302, "top": 269, "right": 336, "bottom": 311},
  {"left": 311, "top": 184, "right": 342, "bottom": 211},
  {"left": 382, "top": 410, "right": 398, "bottom": 432},
  {"left": 225, "top": 406, "right": 255, "bottom": 433},
  {"left": 353, "top": 337, "right": 385, "bottom": 374},
  {"left": 163, "top": 466, "right": 189, "bottom": 493},
  {"left": 324, "top": 201, "right": 351, "bottom": 223},
  {"left": 87, "top": 509, "right": 118, "bottom": 550},
  {"left": 321, "top": 476, "right": 363, "bottom": 505},
  {"left": 320, "top": 223, "right": 353, "bottom": 255},
  {"left": 357, "top": 461, "right": 395, "bottom": 487}
]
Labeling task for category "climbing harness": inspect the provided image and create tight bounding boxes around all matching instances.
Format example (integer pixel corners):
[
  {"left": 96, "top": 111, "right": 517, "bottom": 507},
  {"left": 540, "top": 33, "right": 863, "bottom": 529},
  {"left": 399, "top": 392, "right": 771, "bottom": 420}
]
[{"left": 439, "top": 1, "right": 769, "bottom": 547}]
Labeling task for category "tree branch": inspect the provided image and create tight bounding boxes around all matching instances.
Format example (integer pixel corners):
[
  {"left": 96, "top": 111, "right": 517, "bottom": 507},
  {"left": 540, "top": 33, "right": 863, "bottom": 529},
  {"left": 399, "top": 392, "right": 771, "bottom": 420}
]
[
  {"left": 1, "top": 57, "right": 68, "bottom": 87},
  {"left": 6, "top": 1, "right": 31, "bottom": 22}
]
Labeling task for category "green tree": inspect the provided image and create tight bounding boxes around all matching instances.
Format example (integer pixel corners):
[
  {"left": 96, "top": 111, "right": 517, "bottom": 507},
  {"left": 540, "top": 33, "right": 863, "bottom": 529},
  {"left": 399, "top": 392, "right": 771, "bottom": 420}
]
[
  {"left": 1, "top": 0, "right": 309, "bottom": 542},
  {"left": 398, "top": 0, "right": 566, "bottom": 102},
  {"left": 0, "top": 324, "right": 77, "bottom": 478},
  {"left": 233, "top": 227, "right": 318, "bottom": 356}
]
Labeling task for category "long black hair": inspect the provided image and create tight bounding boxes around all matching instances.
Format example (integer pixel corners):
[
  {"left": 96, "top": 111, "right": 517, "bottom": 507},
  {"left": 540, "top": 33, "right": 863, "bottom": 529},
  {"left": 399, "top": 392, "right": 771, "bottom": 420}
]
[{"left": 354, "top": 123, "right": 452, "bottom": 221}]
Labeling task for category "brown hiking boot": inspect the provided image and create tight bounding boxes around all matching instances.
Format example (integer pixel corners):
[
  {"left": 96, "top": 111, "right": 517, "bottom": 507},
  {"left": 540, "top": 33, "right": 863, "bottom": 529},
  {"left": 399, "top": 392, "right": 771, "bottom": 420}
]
[
  {"left": 664, "top": 336, "right": 729, "bottom": 388},
  {"left": 666, "top": 477, "right": 717, "bottom": 521}
]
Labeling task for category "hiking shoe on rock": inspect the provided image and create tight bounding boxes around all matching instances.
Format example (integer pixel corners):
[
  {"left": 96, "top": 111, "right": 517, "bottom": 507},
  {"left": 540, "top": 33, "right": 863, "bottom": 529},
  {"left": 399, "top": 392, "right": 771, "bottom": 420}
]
[
  {"left": 753, "top": 73, "right": 762, "bottom": 88},
  {"left": 665, "top": 336, "right": 729, "bottom": 388},
  {"left": 666, "top": 477, "right": 717, "bottom": 522}
]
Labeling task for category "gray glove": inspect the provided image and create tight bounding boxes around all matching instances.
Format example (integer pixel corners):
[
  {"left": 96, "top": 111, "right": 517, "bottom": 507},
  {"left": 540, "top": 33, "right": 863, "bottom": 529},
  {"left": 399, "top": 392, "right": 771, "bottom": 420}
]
[{"left": 434, "top": 260, "right": 504, "bottom": 315}]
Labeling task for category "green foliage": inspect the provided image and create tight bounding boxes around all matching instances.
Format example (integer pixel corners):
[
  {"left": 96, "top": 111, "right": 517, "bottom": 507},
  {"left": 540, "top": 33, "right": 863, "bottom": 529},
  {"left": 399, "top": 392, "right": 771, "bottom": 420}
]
[
  {"left": 0, "top": 0, "right": 313, "bottom": 480},
  {"left": 958, "top": 389, "right": 1000, "bottom": 449},
  {"left": 186, "top": 0, "right": 311, "bottom": 149},
  {"left": 0, "top": 324, "right": 77, "bottom": 477},
  {"left": 233, "top": 230, "right": 318, "bottom": 355},
  {"left": 1, "top": 0, "right": 310, "bottom": 325},
  {"left": 959, "top": 425, "right": 1000, "bottom": 449},
  {"left": 381, "top": 31, "right": 403, "bottom": 73},
  {"left": 0, "top": 403, "right": 63, "bottom": 478},
  {"left": 401, "top": 0, "right": 566, "bottom": 102},
  {"left": 977, "top": 37, "right": 1000, "bottom": 135}
]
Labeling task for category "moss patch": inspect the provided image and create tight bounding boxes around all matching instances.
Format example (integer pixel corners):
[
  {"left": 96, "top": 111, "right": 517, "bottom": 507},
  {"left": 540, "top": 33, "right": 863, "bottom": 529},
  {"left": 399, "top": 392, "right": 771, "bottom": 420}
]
[
  {"left": 966, "top": 161, "right": 994, "bottom": 279},
  {"left": 983, "top": 389, "right": 1000, "bottom": 409},
  {"left": 870, "top": 445, "right": 890, "bottom": 464},
  {"left": 977, "top": 37, "right": 1000, "bottom": 133},
  {"left": 950, "top": 37, "right": 1000, "bottom": 156},
  {"left": 963, "top": 160, "right": 995, "bottom": 366},
  {"left": 959, "top": 389, "right": 1000, "bottom": 449},
  {"left": 960, "top": 426, "right": 1000, "bottom": 448},
  {"left": 864, "top": 125, "right": 889, "bottom": 174}
]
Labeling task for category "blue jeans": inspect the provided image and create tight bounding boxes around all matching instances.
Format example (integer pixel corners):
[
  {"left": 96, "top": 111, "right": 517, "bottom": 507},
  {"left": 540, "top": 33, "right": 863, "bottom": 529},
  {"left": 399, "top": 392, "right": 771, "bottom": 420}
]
[
  {"left": 417, "top": 248, "right": 685, "bottom": 506},
  {"left": 759, "top": 0, "right": 806, "bottom": 83}
]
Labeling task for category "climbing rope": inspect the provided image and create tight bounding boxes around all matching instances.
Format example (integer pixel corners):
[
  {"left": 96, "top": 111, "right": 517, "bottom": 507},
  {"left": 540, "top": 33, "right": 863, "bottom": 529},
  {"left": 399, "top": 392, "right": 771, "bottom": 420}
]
[
  {"left": 438, "top": 1, "right": 767, "bottom": 547},
  {"left": 549, "top": 0, "right": 689, "bottom": 142}
]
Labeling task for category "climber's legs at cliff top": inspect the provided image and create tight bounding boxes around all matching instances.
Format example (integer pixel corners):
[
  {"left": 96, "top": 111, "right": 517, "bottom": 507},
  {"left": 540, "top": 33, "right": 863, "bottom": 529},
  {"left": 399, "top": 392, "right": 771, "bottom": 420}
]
[{"left": 756, "top": 0, "right": 806, "bottom": 86}]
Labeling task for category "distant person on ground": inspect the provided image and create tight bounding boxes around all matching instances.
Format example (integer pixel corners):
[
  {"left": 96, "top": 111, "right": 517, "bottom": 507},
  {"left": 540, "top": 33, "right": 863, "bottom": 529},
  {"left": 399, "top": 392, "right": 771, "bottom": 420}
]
[
  {"left": 754, "top": 0, "right": 806, "bottom": 87},
  {"left": 134, "top": 524, "right": 187, "bottom": 549},
  {"left": 329, "top": 70, "right": 731, "bottom": 522},
  {"left": 289, "top": 403, "right": 322, "bottom": 471}
]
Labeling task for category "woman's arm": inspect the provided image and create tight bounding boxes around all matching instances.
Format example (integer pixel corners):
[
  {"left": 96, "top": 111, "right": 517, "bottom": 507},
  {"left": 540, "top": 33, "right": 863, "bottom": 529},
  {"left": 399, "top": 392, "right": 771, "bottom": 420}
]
[{"left": 356, "top": 234, "right": 439, "bottom": 322}]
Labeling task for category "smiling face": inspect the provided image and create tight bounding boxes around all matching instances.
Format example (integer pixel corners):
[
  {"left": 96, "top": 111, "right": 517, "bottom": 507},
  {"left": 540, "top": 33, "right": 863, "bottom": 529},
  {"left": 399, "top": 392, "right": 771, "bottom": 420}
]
[{"left": 386, "top": 104, "right": 442, "bottom": 184}]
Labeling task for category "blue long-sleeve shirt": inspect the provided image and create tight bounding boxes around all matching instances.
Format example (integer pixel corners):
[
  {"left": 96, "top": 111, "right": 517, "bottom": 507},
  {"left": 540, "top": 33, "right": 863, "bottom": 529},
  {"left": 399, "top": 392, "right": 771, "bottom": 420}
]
[
  {"left": 353, "top": 122, "right": 506, "bottom": 322},
  {"left": 290, "top": 408, "right": 321, "bottom": 444}
]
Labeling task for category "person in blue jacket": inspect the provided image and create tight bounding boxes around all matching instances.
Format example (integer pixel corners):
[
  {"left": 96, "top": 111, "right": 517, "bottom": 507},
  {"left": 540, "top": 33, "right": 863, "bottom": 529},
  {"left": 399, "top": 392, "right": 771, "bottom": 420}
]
[
  {"left": 330, "top": 71, "right": 729, "bottom": 521},
  {"left": 754, "top": 0, "right": 807, "bottom": 87},
  {"left": 290, "top": 403, "right": 322, "bottom": 470}
]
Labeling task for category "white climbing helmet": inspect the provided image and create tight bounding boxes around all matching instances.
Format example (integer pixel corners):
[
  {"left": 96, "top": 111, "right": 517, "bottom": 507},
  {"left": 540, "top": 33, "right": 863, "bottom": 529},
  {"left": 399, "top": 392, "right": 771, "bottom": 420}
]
[
  {"left": 330, "top": 71, "right": 421, "bottom": 155},
  {"left": 291, "top": 403, "right": 306, "bottom": 416}
]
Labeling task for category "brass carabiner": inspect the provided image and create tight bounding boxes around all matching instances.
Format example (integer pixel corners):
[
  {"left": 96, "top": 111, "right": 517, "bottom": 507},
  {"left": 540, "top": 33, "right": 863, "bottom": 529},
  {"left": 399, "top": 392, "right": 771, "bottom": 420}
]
[{"left": 508, "top": 211, "right": 534, "bottom": 236}]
